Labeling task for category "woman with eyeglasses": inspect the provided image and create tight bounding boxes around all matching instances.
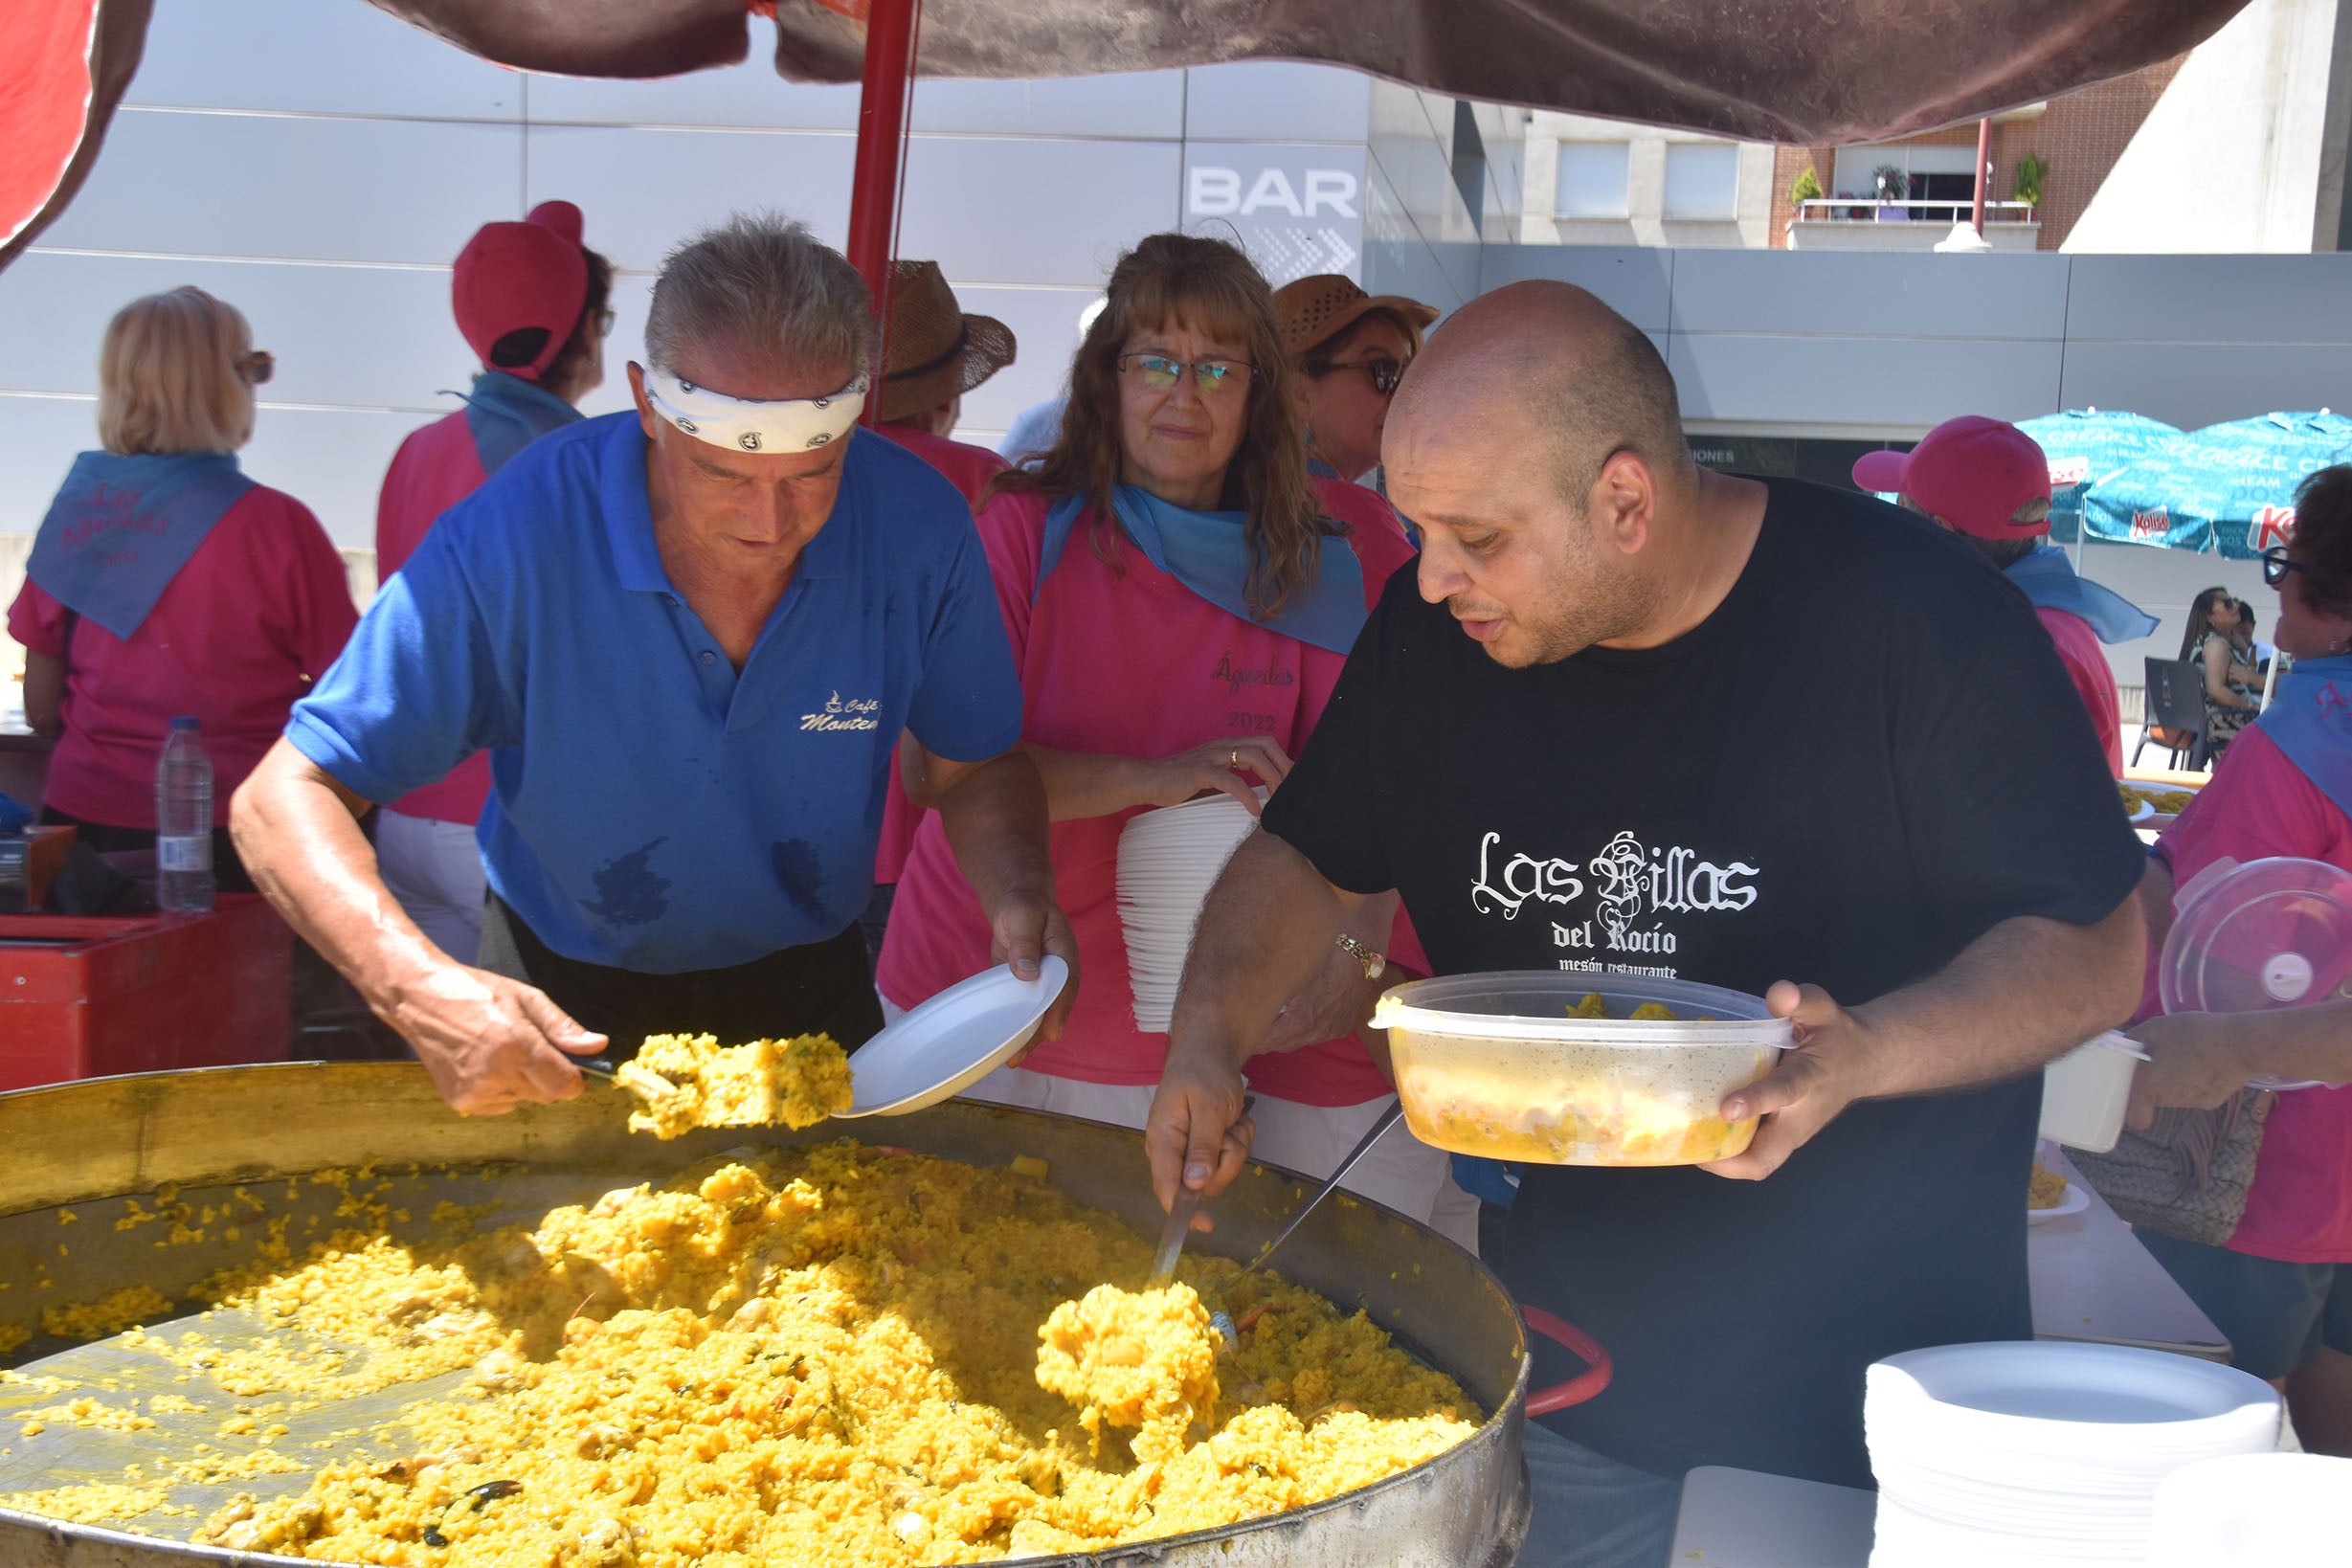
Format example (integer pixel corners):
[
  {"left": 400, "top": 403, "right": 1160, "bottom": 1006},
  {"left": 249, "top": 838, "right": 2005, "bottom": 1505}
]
[
  {"left": 2081, "top": 465, "right": 2352, "bottom": 1455},
  {"left": 370, "top": 201, "right": 613, "bottom": 964},
  {"left": 10, "top": 288, "right": 355, "bottom": 890},
  {"left": 1271, "top": 274, "right": 1438, "bottom": 486},
  {"left": 2182, "top": 583, "right": 2265, "bottom": 758},
  {"left": 877, "top": 234, "right": 1473, "bottom": 1246}
]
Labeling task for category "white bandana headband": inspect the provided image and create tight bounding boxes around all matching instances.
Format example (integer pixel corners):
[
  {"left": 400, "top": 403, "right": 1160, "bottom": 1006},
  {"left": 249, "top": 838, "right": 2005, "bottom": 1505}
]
[{"left": 643, "top": 368, "right": 867, "bottom": 454}]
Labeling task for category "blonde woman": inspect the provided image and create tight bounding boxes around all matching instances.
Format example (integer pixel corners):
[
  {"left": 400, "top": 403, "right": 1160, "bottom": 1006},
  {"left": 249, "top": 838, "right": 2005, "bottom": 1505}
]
[{"left": 10, "top": 286, "right": 355, "bottom": 886}]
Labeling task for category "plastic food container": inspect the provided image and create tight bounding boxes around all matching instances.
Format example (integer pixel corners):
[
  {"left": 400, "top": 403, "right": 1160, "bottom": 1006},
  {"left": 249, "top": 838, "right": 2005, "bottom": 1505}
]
[
  {"left": 1370, "top": 973, "right": 1792, "bottom": 1166},
  {"left": 2038, "top": 1032, "right": 2143, "bottom": 1154},
  {"left": 2161, "top": 856, "right": 2352, "bottom": 1091}
]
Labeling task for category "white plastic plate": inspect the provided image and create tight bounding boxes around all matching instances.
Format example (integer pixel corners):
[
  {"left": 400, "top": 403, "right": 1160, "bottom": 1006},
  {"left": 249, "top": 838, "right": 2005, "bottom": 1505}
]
[
  {"left": 838, "top": 955, "right": 1070, "bottom": 1117},
  {"left": 2028, "top": 1182, "right": 2091, "bottom": 1223}
]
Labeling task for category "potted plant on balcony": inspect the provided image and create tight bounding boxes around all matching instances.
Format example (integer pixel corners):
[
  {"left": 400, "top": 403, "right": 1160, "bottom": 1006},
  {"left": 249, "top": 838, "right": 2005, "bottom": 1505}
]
[
  {"left": 1872, "top": 165, "right": 1911, "bottom": 221},
  {"left": 2014, "top": 152, "right": 2049, "bottom": 218},
  {"left": 1789, "top": 164, "right": 1823, "bottom": 221}
]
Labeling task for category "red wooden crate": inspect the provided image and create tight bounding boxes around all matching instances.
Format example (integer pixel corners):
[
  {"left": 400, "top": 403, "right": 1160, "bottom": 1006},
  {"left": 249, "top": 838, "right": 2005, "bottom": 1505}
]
[{"left": 0, "top": 895, "right": 291, "bottom": 1090}]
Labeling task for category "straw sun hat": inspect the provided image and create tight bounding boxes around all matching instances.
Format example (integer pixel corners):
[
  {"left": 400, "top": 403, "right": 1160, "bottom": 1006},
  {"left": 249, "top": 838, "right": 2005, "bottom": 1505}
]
[
  {"left": 880, "top": 259, "right": 1017, "bottom": 423},
  {"left": 1270, "top": 274, "right": 1439, "bottom": 363}
]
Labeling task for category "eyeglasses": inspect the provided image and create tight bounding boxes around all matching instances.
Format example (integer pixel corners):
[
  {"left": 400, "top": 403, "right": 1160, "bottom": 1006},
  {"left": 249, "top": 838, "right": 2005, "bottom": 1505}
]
[
  {"left": 1116, "top": 353, "right": 1257, "bottom": 396},
  {"left": 1318, "top": 357, "right": 1404, "bottom": 396},
  {"left": 594, "top": 307, "right": 616, "bottom": 337},
  {"left": 2261, "top": 548, "right": 2305, "bottom": 589},
  {"left": 235, "top": 350, "right": 274, "bottom": 386}
]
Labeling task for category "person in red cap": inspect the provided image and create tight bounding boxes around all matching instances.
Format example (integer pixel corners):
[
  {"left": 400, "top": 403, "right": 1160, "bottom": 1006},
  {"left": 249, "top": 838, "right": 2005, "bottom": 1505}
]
[
  {"left": 1854, "top": 415, "right": 2157, "bottom": 773},
  {"left": 371, "top": 200, "right": 614, "bottom": 962}
]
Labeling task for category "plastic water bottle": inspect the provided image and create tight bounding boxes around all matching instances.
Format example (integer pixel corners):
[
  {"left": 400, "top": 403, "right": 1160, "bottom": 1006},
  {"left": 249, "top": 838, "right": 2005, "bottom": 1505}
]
[{"left": 155, "top": 716, "right": 214, "bottom": 913}]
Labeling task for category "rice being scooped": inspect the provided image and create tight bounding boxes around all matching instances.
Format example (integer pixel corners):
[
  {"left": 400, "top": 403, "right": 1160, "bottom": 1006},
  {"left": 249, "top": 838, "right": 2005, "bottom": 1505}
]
[{"left": 615, "top": 1033, "right": 853, "bottom": 1139}]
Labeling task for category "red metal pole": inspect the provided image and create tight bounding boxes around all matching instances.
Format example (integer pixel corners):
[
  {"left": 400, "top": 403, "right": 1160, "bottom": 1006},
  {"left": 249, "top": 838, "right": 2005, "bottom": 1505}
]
[
  {"left": 846, "top": 0, "right": 923, "bottom": 427},
  {"left": 1972, "top": 116, "right": 1992, "bottom": 235}
]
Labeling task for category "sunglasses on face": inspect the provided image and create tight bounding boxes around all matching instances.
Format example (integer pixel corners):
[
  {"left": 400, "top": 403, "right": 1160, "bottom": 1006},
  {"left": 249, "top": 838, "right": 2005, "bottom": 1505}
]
[
  {"left": 2261, "top": 548, "right": 2304, "bottom": 589},
  {"left": 235, "top": 349, "right": 274, "bottom": 386},
  {"left": 1117, "top": 353, "right": 1257, "bottom": 396},
  {"left": 1323, "top": 357, "right": 1404, "bottom": 396}
]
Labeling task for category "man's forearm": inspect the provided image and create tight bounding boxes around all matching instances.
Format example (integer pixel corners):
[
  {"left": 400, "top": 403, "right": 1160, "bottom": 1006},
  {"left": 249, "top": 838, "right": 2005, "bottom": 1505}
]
[
  {"left": 230, "top": 739, "right": 446, "bottom": 1009},
  {"left": 1167, "top": 831, "right": 1361, "bottom": 1068},
  {"left": 933, "top": 750, "right": 1055, "bottom": 912},
  {"left": 1847, "top": 900, "right": 2145, "bottom": 1100}
]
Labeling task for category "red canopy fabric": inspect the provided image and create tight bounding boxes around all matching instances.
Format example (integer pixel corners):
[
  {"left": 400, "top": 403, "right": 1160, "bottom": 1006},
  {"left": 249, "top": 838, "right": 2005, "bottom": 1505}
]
[{"left": 2, "top": 0, "right": 2254, "bottom": 272}]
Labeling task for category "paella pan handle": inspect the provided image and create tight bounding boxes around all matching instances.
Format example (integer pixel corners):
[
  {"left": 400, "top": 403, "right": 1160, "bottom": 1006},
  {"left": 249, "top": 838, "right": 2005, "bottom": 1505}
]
[{"left": 1521, "top": 1306, "right": 1613, "bottom": 1414}]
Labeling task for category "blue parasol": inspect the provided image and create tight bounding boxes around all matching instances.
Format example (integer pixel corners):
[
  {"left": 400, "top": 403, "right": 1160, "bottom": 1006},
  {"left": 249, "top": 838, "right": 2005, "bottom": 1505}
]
[
  {"left": 2014, "top": 410, "right": 2183, "bottom": 546},
  {"left": 2080, "top": 411, "right": 2352, "bottom": 559}
]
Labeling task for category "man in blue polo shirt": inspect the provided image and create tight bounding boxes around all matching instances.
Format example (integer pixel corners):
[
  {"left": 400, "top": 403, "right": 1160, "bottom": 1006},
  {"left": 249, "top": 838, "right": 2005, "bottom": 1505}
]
[{"left": 232, "top": 214, "right": 1073, "bottom": 1117}]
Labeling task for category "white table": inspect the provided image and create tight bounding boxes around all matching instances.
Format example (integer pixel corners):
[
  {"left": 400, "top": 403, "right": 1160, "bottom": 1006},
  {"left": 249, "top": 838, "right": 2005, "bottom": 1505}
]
[
  {"left": 2027, "top": 1149, "right": 2230, "bottom": 1360},
  {"left": 1668, "top": 1466, "right": 1876, "bottom": 1566}
]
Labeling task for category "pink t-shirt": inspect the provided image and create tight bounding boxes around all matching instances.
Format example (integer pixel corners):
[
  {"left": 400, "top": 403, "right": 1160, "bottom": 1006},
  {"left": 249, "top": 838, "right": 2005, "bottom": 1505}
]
[
  {"left": 372, "top": 412, "right": 494, "bottom": 826},
  {"left": 9, "top": 483, "right": 356, "bottom": 828},
  {"left": 2147, "top": 724, "right": 2352, "bottom": 1264},
  {"left": 2038, "top": 606, "right": 2122, "bottom": 773},
  {"left": 876, "top": 479, "right": 1423, "bottom": 1107},
  {"left": 871, "top": 425, "right": 1014, "bottom": 884}
]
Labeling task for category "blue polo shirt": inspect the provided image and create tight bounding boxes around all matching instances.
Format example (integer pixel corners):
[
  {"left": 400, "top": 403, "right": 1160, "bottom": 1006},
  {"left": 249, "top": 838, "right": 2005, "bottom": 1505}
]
[{"left": 287, "top": 414, "right": 1023, "bottom": 973}]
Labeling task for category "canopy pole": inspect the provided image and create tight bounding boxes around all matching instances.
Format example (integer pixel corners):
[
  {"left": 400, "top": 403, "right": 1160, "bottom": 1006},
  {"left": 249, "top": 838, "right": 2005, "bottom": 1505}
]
[
  {"left": 847, "top": 0, "right": 923, "bottom": 428},
  {"left": 1971, "top": 117, "right": 1992, "bottom": 235}
]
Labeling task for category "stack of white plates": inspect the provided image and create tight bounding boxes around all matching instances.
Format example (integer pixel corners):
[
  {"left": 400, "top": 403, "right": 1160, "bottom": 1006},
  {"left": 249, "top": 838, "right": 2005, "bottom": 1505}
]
[
  {"left": 1866, "top": 1342, "right": 2281, "bottom": 1566},
  {"left": 1117, "top": 790, "right": 1264, "bottom": 1032}
]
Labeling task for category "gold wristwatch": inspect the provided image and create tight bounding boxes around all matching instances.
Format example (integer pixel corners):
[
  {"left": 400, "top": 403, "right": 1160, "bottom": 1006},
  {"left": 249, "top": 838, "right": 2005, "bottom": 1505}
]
[{"left": 1335, "top": 933, "right": 1386, "bottom": 981}]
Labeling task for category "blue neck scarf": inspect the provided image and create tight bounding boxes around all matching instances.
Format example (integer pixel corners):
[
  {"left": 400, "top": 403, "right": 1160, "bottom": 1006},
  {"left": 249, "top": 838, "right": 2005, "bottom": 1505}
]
[
  {"left": 460, "top": 370, "right": 581, "bottom": 477},
  {"left": 1038, "top": 484, "right": 1367, "bottom": 656},
  {"left": 2256, "top": 653, "right": 2352, "bottom": 820},
  {"left": 28, "top": 451, "right": 255, "bottom": 638},
  {"left": 2004, "top": 545, "right": 2161, "bottom": 645}
]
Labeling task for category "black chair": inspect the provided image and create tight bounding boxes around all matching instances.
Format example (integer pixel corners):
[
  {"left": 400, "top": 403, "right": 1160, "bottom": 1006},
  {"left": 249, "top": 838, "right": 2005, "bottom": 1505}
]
[{"left": 2134, "top": 658, "right": 2210, "bottom": 772}]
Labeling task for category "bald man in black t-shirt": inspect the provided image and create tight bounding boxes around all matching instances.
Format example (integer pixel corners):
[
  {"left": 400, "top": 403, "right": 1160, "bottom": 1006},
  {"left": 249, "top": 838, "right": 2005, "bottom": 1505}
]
[{"left": 1143, "top": 281, "right": 2148, "bottom": 1567}]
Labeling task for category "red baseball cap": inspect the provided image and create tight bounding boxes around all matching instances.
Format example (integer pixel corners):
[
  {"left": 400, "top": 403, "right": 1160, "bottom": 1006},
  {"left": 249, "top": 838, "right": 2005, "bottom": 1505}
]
[
  {"left": 1851, "top": 415, "right": 2052, "bottom": 539},
  {"left": 451, "top": 200, "right": 589, "bottom": 382}
]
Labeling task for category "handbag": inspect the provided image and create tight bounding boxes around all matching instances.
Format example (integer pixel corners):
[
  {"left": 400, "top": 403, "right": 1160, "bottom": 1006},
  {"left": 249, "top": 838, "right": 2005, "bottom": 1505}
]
[{"left": 2069, "top": 1087, "right": 2274, "bottom": 1247}]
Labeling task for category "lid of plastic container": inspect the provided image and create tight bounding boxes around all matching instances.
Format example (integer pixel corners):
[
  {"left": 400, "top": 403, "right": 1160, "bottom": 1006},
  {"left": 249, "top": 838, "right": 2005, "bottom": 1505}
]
[
  {"left": 2161, "top": 857, "right": 2352, "bottom": 1018},
  {"left": 1370, "top": 971, "right": 1791, "bottom": 1047}
]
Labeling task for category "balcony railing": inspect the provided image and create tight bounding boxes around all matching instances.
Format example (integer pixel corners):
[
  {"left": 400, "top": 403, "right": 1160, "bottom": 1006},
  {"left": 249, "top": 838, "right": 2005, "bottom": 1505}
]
[{"left": 1794, "top": 198, "right": 2039, "bottom": 224}]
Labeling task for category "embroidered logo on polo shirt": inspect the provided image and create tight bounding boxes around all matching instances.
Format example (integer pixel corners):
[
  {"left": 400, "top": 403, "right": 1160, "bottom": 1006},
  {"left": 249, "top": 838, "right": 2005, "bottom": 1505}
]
[{"left": 801, "top": 691, "right": 881, "bottom": 732}]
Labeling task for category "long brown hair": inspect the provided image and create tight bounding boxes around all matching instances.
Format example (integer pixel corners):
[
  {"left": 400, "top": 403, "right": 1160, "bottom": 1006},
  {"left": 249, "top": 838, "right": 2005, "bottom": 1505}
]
[
  {"left": 988, "top": 233, "right": 1335, "bottom": 619},
  {"left": 2180, "top": 586, "right": 2247, "bottom": 661}
]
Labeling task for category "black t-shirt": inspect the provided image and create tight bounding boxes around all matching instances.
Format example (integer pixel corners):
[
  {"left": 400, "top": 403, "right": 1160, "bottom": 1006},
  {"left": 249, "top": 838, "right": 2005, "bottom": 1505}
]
[{"left": 1262, "top": 478, "right": 2146, "bottom": 1487}]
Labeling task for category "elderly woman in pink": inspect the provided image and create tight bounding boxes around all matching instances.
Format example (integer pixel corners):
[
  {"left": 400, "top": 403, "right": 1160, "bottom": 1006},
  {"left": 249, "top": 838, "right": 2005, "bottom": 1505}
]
[
  {"left": 2108, "top": 464, "right": 2352, "bottom": 1456},
  {"left": 878, "top": 234, "right": 1470, "bottom": 1244}
]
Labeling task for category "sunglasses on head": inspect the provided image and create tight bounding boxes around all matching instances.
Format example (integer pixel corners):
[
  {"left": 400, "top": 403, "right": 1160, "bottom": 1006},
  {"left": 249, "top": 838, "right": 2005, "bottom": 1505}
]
[
  {"left": 235, "top": 349, "right": 274, "bottom": 386},
  {"left": 1116, "top": 353, "right": 1258, "bottom": 395}
]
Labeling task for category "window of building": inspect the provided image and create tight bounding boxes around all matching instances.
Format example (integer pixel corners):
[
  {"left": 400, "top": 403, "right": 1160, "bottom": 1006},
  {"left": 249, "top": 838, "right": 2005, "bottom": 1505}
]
[
  {"left": 1662, "top": 143, "right": 1740, "bottom": 220},
  {"left": 1555, "top": 141, "right": 1631, "bottom": 219}
]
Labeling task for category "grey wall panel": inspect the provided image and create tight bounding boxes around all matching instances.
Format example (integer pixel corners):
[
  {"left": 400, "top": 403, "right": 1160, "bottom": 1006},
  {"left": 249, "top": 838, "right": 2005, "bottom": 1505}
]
[
  {"left": 525, "top": 125, "right": 856, "bottom": 273},
  {"left": 1666, "top": 250, "right": 2072, "bottom": 340},
  {"left": 901, "top": 140, "right": 1180, "bottom": 287},
  {"left": 1475, "top": 245, "right": 1674, "bottom": 332},
  {"left": 239, "top": 407, "right": 446, "bottom": 551},
  {"left": 0, "top": 253, "right": 469, "bottom": 413},
  {"left": 0, "top": 398, "right": 99, "bottom": 536},
  {"left": 2062, "top": 254, "right": 2352, "bottom": 345},
  {"left": 1363, "top": 162, "right": 1479, "bottom": 304},
  {"left": 42, "top": 109, "right": 526, "bottom": 265},
  {"left": 1183, "top": 63, "right": 1372, "bottom": 145},
  {"left": 128, "top": 0, "right": 519, "bottom": 121},
  {"left": 2057, "top": 343, "right": 2352, "bottom": 431},
  {"left": 910, "top": 74, "right": 1185, "bottom": 139},
  {"left": 524, "top": 59, "right": 859, "bottom": 132},
  {"left": 1668, "top": 333, "right": 2066, "bottom": 428}
]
